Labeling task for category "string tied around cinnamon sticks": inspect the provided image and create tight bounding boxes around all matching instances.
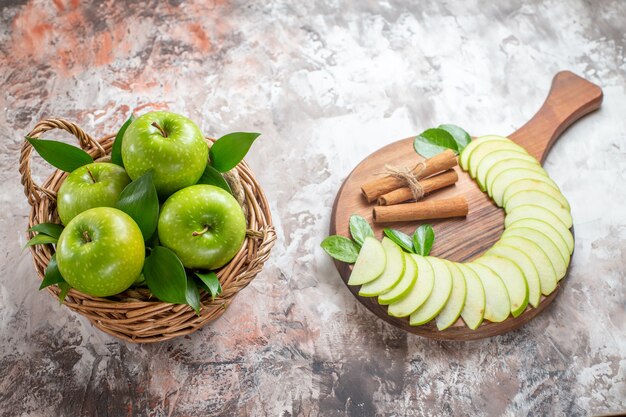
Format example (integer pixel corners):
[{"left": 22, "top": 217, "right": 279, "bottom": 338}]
[{"left": 382, "top": 162, "right": 426, "bottom": 201}]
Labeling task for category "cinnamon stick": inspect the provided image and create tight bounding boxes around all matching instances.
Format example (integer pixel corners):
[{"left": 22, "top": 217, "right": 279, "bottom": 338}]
[
  {"left": 373, "top": 197, "right": 468, "bottom": 223},
  {"left": 361, "top": 149, "right": 457, "bottom": 203},
  {"left": 378, "top": 169, "right": 459, "bottom": 206}
]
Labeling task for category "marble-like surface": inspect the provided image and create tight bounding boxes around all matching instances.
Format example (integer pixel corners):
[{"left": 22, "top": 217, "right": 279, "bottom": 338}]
[{"left": 1, "top": 0, "right": 625, "bottom": 416}]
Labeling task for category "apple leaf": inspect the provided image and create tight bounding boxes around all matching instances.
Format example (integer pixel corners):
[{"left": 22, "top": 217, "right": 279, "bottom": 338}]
[
  {"left": 209, "top": 132, "right": 261, "bottom": 172},
  {"left": 25, "top": 136, "right": 94, "bottom": 173},
  {"left": 438, "top": 124, "right": 471, "bottom": 152},
  {"left": 58, "top": 282, "right": 71, "bottom": 303},
  {"left": 24, "top": 234, "right": 58, "bottom": 248},
  {"left": 194, "top": 271, "right": 222, "bottom": 299},
  {"left": 143, "top": 246, "right": 188, "bottom": 304},
  {"left": 39, "top": 254, "right": 66, "bottom": 290},
  {"left": 321, "top": 235, "right": 360, "bottom": 263},
  {"left": 115, "top": 170, "right": 159, "bottom": 240},
  {"left": 349, "top": 215, "right": 374, "bottom": 247},
  {"left": 196, "top": 164, "right": 232, "bottom": 194},
  {"left": 28, "top": 223, "right": 64, "bottom": 240},
  {"left": 110, "top": 114, "right": 135, "bottom": 167},
  {"left": 413, "top": 128, "right": 458, "bottom": 158},
  {"left": 185, "top": 276, "right": 201, "bottom": 314},
  {"left": 383, "top": 228, "right": 414, "bottom": 254},
  {"left": 412, "top": 224, "right": 435, "bottom": 256}
]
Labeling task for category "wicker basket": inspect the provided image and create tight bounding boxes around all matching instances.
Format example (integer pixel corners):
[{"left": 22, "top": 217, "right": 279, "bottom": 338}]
[{"left": 19, "top": 119, "right": 276, "bottom": 343}]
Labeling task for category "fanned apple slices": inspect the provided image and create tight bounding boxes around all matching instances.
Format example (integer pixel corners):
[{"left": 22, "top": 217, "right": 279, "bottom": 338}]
[{"left": 345, "top": 135, "right": 573, "bottom": 330}]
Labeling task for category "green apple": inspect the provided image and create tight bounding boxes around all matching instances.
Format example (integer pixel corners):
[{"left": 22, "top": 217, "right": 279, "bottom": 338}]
[
  {"left": 474, "top": 255, "right": 529, "bottom": 317},
  {"left": 502, "top": 179, "right": 570, "bottom": 210},
  {"left": 465, "top": 263, "right": 510, "bottom": 323},
  {"left": 387, "top": 255, "right": 434, "bottom": 317},
  {"left": 476, "top": 150, "right": 538, "bottom": 190},
  {"left": 347, "top": 237, "right": 386, "bottom": 285},
  {"left": 484, "top": 159, "right": 547, "bottom": 192},
  {"left": 359, "top": 238, "right": 404, "bottom": 297},
  {"left": 456, "top": 264, "right": 485, "bottom": 330},
  {"left": 468, "top": 140, "right": 527, "bottom": 178},
  {"left": 507, "top": 218, "right": 570, "bottom": 262},
  {"left": 409, "top": 257, "right": 453, "bottom": 326},
  {"left": 502, "top": 227, "right": 567, "bottom": 279},
  {"left": 122, "top": 111, "right": 208, "bottom": 198},
  {"left": 57, "top": 162, "right": 131, "bottom": 225},
  {"left": 490, "top": 168, "right": 558, "bottom": 206},
  {"left": 56, "top": 207, "right": 145, "bottom": 297},
  {"left": 504, "top": 189, "right": 570, "bottom": 217},
  {"left": 158, "top": 185, "right": 246, "bottom": 270},
  {"left": 505, "top": 205, "right": 573, "bottom": 253},
  {"left": 459, "top": 135, "right": 508, "bottom": 171},
  {"left": 378, "top": 253, "right": 417, "bottom": 305},
  {"left": 435, "top": 261, "right": 467, "bottom": 330},
  {"left": 487, "top": 244, "right": 541, "bottom": 308}
]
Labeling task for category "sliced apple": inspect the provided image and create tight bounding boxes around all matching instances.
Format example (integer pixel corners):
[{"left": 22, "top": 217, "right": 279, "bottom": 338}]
[
  {"left": 409, "top": 257, "right": 453, "bottom": 326},
  {"left": 474, "top": 256, "right": 529, "bottom": 317},
  {"left": 476, "top": 150, "right": 538, "bottom": 191},
  {"left": 502, "top": 227, "right": 567, "bottom": 280},
  {"left": 505, "top": 204, "right": 573, "bottom": 233},
  {"left": 486, "top": 244, "right": 541, "bottom": 308},
  {"left": 504, "top": 189, "right": 570, "bottom": 218},
  {"left": 507, "top": 218, "right": 570, "bottom": 265},
  {"left": 468, "top": 140, "right": 527, "bottom": 178},
  {"left": 457, "top": 264, "right": 485, "bottom": 329},
  {"left": 490, "top": 168, "right": 558, "bottom": 206},
  {"left": 387, "top": 255, "right": 435, "bottom": 317},
  {"left": 459, "top": 135, "right": 508, "bottom": 170},
  {"left": 435, "top": 261, "right": 467, "bottom": 330},
  {"left": 347, "top": 237, "right": 386, "bottom": 285},
  {"left": 359, "top": 238, "right": 405, "bottom": 296},
  {"left": 378, "top": 253, "right": 417, "bottom": 305},
  {"left": 484, "top": 159, "right": 546, "bottom": 192},
  {"left": 465, "top": 263, "right": 510, "bottom": 322},
  {"left": 503, "top": 178, "right": 570, "bottom": 211}
]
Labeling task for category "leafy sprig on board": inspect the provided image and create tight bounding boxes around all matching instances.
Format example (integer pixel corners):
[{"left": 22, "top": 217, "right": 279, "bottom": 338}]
[{"left": 413, "top": 124, "right": 470, "bottom": 158}]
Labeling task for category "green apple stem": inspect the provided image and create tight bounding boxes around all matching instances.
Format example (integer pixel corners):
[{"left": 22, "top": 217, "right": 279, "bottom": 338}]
[
  {"left": 82, "top": 230, "right": 92, "bottom": 243},
  {"left": 151, "top": 122, "right": 168, "bottom": 138},
  {"left": 192, "top": 225, "right": 210, "bottom": 236},
  {"left": 86, "top": 167, "right": 97, "bottom": 183}
]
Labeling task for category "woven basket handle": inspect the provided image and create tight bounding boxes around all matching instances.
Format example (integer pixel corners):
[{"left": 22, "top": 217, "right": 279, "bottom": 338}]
[{"left": 19, "top": 118, "right": 106, "bottom": 207}]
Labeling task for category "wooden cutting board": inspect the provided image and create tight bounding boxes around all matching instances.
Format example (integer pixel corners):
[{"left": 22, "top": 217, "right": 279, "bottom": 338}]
[{"left": 330, "top": 71, "right": 603, "bottom": 340}]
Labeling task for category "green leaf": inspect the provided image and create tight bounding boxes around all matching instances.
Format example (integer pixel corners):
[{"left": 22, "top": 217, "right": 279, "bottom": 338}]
[
  {"left": 29, "top": 223, "right": 64, "bottom": 240},
  {"left": 438, "top": 124, "right": 471, "bottom": 152},
  {"left": 209, "top": 132, "right": 261, "bottom": 172},
  {"left": 115, "top": 170, "right": 159, "bottom": 240},
  {"left": 39, "top": 254, "right": 66, "bottom": 290},
  {"left": 110, "top": 114, "right": 135, "bottom": 167},
  {"left": 349, "top": 215, "right": 374, "bottom": 247},
  {"left": 58, "top": 282, "right": 71, "bottom": 303},
  {"left": 143, "top": 246, "right": 188, "bottom": 304},
  {"left": 195, "top": 271, "right": 222, "bottom": 299},
  {"left": 383, "top": 228, "right": 414, "bottom": 253},
  {"left": 24, "top": 234, "right": 58, "bottom": 248},
  {"left": 196, "top": 164, "right": 232, "bottom": 194},
  {"left": 413, "top": 224, "right": 435, "bottom": 256},
  {"left": 320, "top": 235, "right": 360, "bottom": 263},
  {"left": 185, "top": 276, "right": 201, "bottom": 314},
  {"left": 413, "top": 128, "right": 458, "bottom": 158},
  {"left": 25, "top": 137, "right": 94, "bottom": 173}
]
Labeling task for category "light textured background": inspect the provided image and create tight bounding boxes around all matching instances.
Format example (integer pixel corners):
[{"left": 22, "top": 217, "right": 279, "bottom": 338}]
[{"left": 1, "top": 1, "right": 625, "bottom": 416}]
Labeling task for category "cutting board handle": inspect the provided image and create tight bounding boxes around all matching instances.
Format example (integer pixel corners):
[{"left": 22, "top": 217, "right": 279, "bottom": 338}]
[{"left": 509, "top": 71, "right": 603, "bottom": 162}]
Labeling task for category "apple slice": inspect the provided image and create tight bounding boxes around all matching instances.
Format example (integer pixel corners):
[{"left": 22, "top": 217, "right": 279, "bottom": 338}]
[
  {"left": 504, "top": 189, "right": 570, "bottom": 217},
  {"left": 435, "top": 261, "right": 467, "bottom": 330},
  {"left": 387, "top": 255, "right": 434, "bottom": 317},
  {"left": 505, "top": 204, "right": 573, "bottom": 235},
  {"left": 457, "top": 264, "right": 485, "bottom": 329},
  {"left": 459, "top": 135, "right": 509, "bottom": 170},
  {"left": 484, "top": 159, "right": 547, "bottom": 192},
  {"left": 476, "top": 151, "right": 538, "bottom": 191},
  {"left": 465, "top": 263, "right": 510, "bottom": 322},
  {"left": 378, "top": 253, "right": 417, "bottom": 305},
  {"left": 359, "top": 238, "right": 405, "bottom": 296},
  {"left": 494, "top": 236, "right": 557, "bottom": 295},
  {"left": 474, "top": 256, "right": 529, "bottom": 317},
  {"left": 503, "top": 179, "right": 570, "bottom": 211},
  {"left": 490, "top": 168, "right": 558, "bottom": 206},
  {"left": 468, "top": 140, "right": 527, "bottom": 178},
  {"left": 502, "top": 227, "right": 568, "bottom": 280},
  {"left": 347, "top": 237, "right": 386, "bottom": 285},
  {"left": 507, "top": 218, "right": 570, "bottom": 265},
  {"left": 409, "top": 257, "right": 453, "bottom": 326},
  {"left": 486, "top": 244, "right": 541, "bottom": 308}
]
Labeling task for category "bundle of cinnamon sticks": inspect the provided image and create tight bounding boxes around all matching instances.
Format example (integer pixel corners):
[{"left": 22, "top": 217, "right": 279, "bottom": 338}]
[{"left": 360, "top": 149, "right": 468, "bottom": 223}]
